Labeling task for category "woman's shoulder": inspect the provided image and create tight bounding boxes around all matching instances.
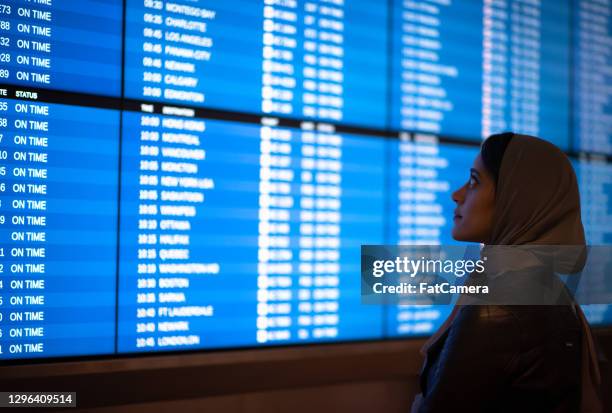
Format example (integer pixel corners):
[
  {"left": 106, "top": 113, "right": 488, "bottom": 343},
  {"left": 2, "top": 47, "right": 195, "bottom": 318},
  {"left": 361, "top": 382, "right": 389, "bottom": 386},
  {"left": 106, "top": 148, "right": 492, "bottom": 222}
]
[
  {"left": 452, "top": 304, "right": 582, "bottom": 351},
  {"left": 454, "top": 304, "right": 581, "bottom": 329}
]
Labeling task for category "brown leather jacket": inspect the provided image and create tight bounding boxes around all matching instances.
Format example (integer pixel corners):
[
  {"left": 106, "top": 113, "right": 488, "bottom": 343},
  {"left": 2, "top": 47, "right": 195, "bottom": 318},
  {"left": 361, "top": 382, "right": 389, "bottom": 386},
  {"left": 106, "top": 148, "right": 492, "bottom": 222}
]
[{"left": 413, "top": 304, "right": 583, "bottom": 412}]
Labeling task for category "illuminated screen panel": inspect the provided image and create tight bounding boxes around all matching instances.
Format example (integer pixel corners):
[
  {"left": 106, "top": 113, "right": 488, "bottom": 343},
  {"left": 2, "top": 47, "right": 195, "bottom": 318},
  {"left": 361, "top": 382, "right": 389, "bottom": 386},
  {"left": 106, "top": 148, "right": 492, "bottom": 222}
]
[
  {"left": 0, "top": 1, "right": 122, "bottom": 359},
  {"left": 123, "top": 0, "right": 389, "bottom": 128},
  {"left": 117, "top": 109, "right": 387, "bottom": 352},
  {"left": 575, "top": 157, "right": 612, "bottom": 326},
  {"left": 1, "top": 0, "right": 123, "bottom": 96},
  {"left": 390, "top": 0, "right": 571, "bottom": 148},
  {"left": 0, "top": 100, "right": 120, "bottom": 360},
  {"left": 573, "top": 0, "right": 612, "bottom": 155},
  {"left": 0, "top": 0, "right": 610, "bottom": 362}
]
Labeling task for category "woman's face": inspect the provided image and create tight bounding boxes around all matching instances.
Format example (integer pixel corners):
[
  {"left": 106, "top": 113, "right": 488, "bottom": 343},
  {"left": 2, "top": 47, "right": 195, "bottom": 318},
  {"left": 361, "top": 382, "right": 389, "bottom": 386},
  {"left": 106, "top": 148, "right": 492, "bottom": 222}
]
[{"left": 451, "top": 153, "right": 496, "bottom": 243}]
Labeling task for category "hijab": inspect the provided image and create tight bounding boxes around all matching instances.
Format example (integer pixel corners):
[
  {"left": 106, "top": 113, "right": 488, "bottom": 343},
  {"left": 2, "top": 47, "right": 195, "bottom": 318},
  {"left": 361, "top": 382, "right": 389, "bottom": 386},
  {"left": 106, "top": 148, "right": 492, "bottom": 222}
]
[{"left": 419, "top": 134, "right": 602, "bottom": 412}]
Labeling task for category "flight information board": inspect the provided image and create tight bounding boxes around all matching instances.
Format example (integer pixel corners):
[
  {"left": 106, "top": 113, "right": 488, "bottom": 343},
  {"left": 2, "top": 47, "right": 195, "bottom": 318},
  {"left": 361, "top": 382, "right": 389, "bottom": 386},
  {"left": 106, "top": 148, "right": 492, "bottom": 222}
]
[
  {"left": 575, "top": 157, "right": 612, "bottom": 326},
  {"left": 573, "top": 0, "right": 612, "bottom": 155},
  {"left": 123, "top": 0, "right": 388, "bottom": 127},
  {"left": 0, "top": 0, "right": 123, "bottom": 359},
  {"left": 0, "top": 0, "right": 610, "bottom": 361},
  {"left": 117, "top": 113, "right": 387, "bottom": 352},
  {"left": 390, "top": 0, "right": 571, "bottom": 148}
]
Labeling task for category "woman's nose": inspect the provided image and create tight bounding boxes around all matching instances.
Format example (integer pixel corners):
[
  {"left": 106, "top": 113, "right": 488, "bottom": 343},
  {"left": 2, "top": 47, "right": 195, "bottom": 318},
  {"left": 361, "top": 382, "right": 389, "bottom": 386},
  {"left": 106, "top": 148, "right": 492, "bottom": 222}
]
[{"left": 451, "top": 184, "right": 466, "bottom": 204}]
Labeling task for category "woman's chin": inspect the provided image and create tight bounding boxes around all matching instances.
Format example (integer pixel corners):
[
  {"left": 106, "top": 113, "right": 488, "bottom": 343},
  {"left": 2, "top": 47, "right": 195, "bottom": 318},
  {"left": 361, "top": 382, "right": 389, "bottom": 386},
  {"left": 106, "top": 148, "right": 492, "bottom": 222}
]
[
  {"left": 452, "top": 228, "right": 485, "bottom": 244},
  {"left": 451, "top": 226, "right": 471, "bottom": 242},
  {"left": 451, "top": 226, "right": 463, "bottom": 241}
]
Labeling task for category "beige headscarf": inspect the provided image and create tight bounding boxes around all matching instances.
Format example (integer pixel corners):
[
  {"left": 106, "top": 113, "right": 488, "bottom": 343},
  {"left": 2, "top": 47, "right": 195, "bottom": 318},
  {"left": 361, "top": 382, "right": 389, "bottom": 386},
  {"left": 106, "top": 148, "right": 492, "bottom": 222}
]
[{"left": 419, "top": 134, "right": 602, "bottom": 412}]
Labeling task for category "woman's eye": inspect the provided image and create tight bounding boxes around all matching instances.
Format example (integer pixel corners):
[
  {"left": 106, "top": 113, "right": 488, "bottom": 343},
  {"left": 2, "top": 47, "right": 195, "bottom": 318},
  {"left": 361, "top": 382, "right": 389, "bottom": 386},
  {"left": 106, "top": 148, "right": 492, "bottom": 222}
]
[{"left": 468, "top": 176, "right": 477, "bottom": 188}]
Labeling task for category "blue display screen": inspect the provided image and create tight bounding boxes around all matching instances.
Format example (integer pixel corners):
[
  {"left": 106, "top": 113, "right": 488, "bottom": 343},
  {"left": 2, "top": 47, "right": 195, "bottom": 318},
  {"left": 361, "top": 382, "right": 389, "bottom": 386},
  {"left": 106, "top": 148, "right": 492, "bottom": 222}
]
[
  {"left": 117, "top": 114, "right": 386, "bottom": 352},
  {"left": 123, "top": 0, "right": 388, "bottom": 128},
  {"left": 575, "top": 157, "right": 612, "bottom": 326},
  {"left": 390, "top": 0, "right": 571, "bottom": 148},
  {"left": 0, "top": 0, "right": 610, "bottom": 361},
  {"left": 0, "top": 0, "right": 123, "bottom": 96},
  {"left": 573, "top": 0, "right": 612, "bottom": 155}
]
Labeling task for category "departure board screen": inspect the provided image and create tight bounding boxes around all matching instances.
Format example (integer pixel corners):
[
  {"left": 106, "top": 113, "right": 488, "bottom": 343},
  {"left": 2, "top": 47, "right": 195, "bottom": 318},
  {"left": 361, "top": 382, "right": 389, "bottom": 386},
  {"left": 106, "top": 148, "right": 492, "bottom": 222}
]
[
  {"left": 390, "top": 0, "right": 571, "bottom": 148},
  {"left": 573, "top": 0, "right": 612, "bottom": 155},
  {"left": 123, "top": 0, "right": 388, "bottom": 127},
  {"left": 0, "top": 0, "right": 610, "bottom": 361},
  {"left": 575, "top": 157, "right": 612, "bottom": 327}
]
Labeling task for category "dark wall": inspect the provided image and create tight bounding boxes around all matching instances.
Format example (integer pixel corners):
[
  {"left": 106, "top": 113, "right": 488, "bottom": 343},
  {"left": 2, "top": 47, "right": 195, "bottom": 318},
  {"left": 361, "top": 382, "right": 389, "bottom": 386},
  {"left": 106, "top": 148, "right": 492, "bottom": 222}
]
[{"left": 81, "top": 380, "right": 417, "bottom": 413}]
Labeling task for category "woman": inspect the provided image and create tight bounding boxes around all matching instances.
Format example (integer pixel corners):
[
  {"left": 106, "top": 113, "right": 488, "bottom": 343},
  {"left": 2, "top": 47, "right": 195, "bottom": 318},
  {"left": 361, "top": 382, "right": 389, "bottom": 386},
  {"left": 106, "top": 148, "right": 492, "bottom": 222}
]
[{"left": 410, "top": 133, "right": 603, "bottom": 412}]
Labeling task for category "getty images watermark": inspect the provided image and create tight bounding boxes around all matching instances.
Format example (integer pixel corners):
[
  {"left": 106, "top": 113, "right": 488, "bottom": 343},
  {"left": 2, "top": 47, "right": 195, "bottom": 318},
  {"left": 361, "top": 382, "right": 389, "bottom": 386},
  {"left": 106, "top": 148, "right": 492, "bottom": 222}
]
[{"left": 361, "top": 245, "right": 612, "bottom": 306}]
